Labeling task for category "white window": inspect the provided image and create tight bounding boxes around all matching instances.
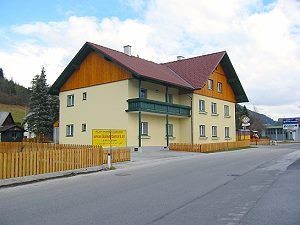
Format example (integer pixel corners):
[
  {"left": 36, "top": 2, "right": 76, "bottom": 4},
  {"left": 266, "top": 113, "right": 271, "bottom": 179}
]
[
  {"left": 208, "top": 79, "right": 213, "bottom": 90},
  {"left": 67, "top": 94, "right": 74, "bottom": 107},
  {"left": 166, "top": 124, "right": 173, "bottom": 137},
  {"left": 66, "top": 124, "right": 74, "bottom": 137},
  {"left": 224, "top": 105, "right": 230, "bottom": 117},
  {"left": 217, "top": 82, "right": 222, "bottom": 93},
  {"left": 212, "top": 126, "right": 217, "bottom": 137},
  {"left": 140, "top": 88, "right": 147, "bottom": 99},
  {"left": 141, "top": 122, "right": 148, "bottom": 136},
  {"left": 82, "top": 123, "right": 86, "bottom": 132},
  {"left": 199, "top": 125, "right": 205, "bottom": 137},
  {"left": 211, "top": 102, "right": 217, "bottom": 114},
  {"left": 83, "top": 92, "right": 87, "bottom": 100},
  {"left": 225, "top": 127, "right": 230, "bottom": 138},
  {"left": 199, "top": 100, "right": 205, "bottom": 112},
  {"left": 167, "top": 94, "right": 173, "bottom": 103}
]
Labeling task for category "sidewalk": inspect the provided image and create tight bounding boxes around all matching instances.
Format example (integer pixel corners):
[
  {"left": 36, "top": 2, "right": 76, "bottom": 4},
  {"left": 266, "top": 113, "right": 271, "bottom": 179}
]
[{"left": 0, "top": 149, "right": 200, "bottom": 188}]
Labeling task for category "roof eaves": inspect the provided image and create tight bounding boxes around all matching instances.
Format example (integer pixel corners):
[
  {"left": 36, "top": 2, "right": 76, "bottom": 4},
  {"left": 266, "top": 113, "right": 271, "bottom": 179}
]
[{"left": 220, "top": 53, "right": 249, "bottom": 103}]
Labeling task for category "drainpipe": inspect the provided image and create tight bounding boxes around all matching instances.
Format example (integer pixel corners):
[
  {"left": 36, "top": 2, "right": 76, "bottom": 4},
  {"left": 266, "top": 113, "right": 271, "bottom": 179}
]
[
  {"left": 138, "top": 79, "right": 142, "bottom": 148},
  {"left": 165, "top": 86, "right": 169, "bottom": 147},
  {"left": 187, "top": 94, "right": 193, "bottom": 145}
]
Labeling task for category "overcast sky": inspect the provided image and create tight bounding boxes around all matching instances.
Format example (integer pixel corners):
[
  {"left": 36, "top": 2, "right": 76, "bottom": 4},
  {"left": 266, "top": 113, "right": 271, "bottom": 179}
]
[{"left": 0, "top": 0, "right": 299, "bottom": 120}]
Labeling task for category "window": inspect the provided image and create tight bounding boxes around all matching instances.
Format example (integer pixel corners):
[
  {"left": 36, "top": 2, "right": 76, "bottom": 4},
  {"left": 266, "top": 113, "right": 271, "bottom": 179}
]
[
  {"left": 83, "top": 92, "right": 87, "bottom": 100},
  {"left": 67, "top": 94, "right": 74, "bottom": 107},
  {"left": 199, "top": 100, "right": 205, "bottom": 112},
  {"left": 82, "top": 123, "right": 86, "bottom": 132},
  {"left": 66, "top": 124, "right": 74, "bottom": 137},
  {"left": 224, "top": 105, "right": 230, "bottom": 117},
  {"left": 140, "top": 88, "right": 147, "bottom": 99},
  {"left": 167, "top": 94, "right": 173, "bottom": 103},
  {"left": 141, "top": 122, "right": 148, "bottom": 136},
  {"left": 225, "top": 127, "right": 230, "bottom": 138},
  {"left": 212, "top": 126, "right": 217, "bottom": 137},
  {"left": 211, "top": 102, "right": 217, "bottom": 114},
  {"left": 199, "top": 125, "right": 206, "bottom": 137},
  {"left": 12, "top": 132, "right": 17, "bottom": 139},
  {"left": 166, "top": 124, "right": 173, "bottom": 137},
  {"left": 208, "top": 79, "right": 213, "bottom": 90},
  {"left": 217, "top": 82, "right": 222, "bottom": 93}
]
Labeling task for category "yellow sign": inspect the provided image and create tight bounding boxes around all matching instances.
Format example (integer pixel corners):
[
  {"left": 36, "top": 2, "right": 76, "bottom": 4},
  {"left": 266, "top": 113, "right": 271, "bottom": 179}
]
[{"left": 92, "top": 129, "right": 127, "bottom": 147}]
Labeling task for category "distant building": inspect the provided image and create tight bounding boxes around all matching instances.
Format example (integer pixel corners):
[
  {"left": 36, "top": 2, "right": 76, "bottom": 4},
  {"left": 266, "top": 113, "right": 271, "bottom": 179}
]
[
  {"left": 263, "top": 117, "right": 300, "bottom": 141},
  {"left": 0, "top": 112, "right": 24, "bottom": 142}
]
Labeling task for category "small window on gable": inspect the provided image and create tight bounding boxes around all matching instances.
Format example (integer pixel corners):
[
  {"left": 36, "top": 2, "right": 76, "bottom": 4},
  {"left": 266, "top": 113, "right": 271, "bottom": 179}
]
[
  {"left": 217, "top": 82, "right": 222, "bottom": 93},
  {"left": 208, "top": 79, "right": 213, "bottom": 90},
  {"left": 83, "top": 92, "right": 87, "bottom": 100}
]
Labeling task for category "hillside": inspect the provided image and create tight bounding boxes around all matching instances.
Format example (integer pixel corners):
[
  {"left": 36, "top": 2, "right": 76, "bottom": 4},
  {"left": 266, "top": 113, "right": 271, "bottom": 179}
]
[
  {"left": 0, "top": 103, "right": 28, "bottom": 125},
  {"left": 248, "top": 110, "right": 275, "bottom": 125},
  {"left": 0, "top": 68, "right": 30, "bottom": 106}
]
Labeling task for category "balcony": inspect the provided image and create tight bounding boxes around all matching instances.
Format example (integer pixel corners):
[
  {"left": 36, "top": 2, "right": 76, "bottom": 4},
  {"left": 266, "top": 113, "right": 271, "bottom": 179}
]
[{"left": 127, "top": 98, "right": 191, "bottom": 117}]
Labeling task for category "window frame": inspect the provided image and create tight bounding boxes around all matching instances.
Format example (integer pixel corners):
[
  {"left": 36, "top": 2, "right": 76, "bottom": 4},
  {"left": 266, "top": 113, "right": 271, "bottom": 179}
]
[
  {"left": 66, "top": 124, "right": 74, "bottom": 137},
  {"left": 167, "top": 94, "right": 173, "bottom": 104},
  {"left": 82, "top": 92, "right": 87, "bottom": 100},
  {"left": 208, "top": 79, "right": 213, "bottom": 90},
  {"left": 166, "top": 124, "right": 173, "bottom": 137},
  {"left": 211, "top": 102, "right": 217, "bottom": 114},
  {"left": 199, "top": 100, "right": 205, "bottom": 112},
  {"left": 67, "top": 94, "right": 74, "bottom": 107},
  {"left": 199, "top": 125, "right": 206, "bottom": 137},
  {"left": 82, "top": 123, "right": 87, "bottom": 132},
  {"left": 224, "top": 105, "right": 230, "bottom": 117},
  {"left": 225, "top": 127, "right": 230, "bottom": 138},
  {"left": 141, "top": 122, "right": 148, "bottom": 136},
  {"left": 212, "top": 126, "right": 217, "bottom": 137},
  {"left": 140, "top": 88, "right": 147, "bottom": 99},
  {"left": 217, "top": 82, "right": 222, "bottom": 93}
]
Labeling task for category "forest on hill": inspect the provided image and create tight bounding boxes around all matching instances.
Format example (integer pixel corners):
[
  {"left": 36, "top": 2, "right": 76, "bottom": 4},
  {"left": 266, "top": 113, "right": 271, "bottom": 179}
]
[{"left": 0, "top": 68, "right": 30, "bottom": 106}]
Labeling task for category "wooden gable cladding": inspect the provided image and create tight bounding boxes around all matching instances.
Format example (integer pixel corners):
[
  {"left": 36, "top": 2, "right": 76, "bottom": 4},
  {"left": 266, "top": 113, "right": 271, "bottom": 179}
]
[
  {"left": 194, "top": 64, "right": 236, "bottom": 103},
  {"left": 60, "top": 51, "right": 132, "bottom": 92}
]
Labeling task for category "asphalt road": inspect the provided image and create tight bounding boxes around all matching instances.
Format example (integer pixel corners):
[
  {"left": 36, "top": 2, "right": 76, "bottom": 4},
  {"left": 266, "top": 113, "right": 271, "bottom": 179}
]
[{"left": 1, "top": 144, "right": 300, "bottom": 225}]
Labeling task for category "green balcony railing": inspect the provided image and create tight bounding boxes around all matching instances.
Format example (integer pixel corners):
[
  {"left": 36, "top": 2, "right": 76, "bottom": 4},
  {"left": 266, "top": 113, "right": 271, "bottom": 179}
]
[{"left": 127, "top": 98, "right": 191, "bottom": 117}]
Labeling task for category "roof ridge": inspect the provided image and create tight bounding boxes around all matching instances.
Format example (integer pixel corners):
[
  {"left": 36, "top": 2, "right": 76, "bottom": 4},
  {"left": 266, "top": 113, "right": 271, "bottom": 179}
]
[
  {"left": 87, "top": 42, "right": 160, "bottom": 66},
  {"left": 164, "top": 65, "right": 194, "bottom": 89},
  {"left": 162, "top": 51, "right": 226, "bottom": 65}
]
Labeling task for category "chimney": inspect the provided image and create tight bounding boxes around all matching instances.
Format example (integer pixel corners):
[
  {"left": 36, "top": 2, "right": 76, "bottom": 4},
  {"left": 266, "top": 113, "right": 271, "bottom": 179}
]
[
  {"left": 177, "top": 56, "right": 185, "bottom": 60},
  {"left": 124, "top": 45, "right": 132, "bottom": 56}
]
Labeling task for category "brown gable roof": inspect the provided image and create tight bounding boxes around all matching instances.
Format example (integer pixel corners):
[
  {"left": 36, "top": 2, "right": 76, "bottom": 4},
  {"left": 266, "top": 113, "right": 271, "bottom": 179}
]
[
  {"left": 88, "top": 42, "right": 193, "bottom": 89},
  {"left": 49, "top": 42, "right": 248, "bottom": 102},
  {"left": 162, "top": 51, "right": 225, "bottom": 89}
]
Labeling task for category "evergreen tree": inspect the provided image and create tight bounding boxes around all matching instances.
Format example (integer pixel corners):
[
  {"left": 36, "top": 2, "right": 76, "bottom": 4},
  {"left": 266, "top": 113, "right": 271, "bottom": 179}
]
[
  {"left": 0, "top": 68, "right": 3, "bottom": 78},
  {"left": 25, "top": 67, "right": 54, "bottom": 141}
]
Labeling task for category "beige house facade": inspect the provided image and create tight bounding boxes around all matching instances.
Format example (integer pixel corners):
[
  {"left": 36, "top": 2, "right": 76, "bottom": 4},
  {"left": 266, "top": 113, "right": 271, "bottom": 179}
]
[{"left": 50, "top": 42, "right": 248, "bottom": 150}]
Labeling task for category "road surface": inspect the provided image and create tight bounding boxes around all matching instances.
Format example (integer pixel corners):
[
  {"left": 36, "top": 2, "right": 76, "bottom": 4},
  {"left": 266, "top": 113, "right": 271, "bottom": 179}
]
[{"left": 0, "top": 144, "right": 300, "bottom": 225}]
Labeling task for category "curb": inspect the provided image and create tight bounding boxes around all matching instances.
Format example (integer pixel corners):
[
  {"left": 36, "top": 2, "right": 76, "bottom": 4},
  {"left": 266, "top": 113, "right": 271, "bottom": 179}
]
[{"left": 0, "top": 165, "right": 107, "bottom": 189}]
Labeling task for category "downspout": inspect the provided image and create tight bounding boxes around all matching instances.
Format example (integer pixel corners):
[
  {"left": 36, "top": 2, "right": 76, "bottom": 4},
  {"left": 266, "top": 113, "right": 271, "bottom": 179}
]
[
  {"left": 187, "top": 94, "right": 193, "bottom": 145},
  {"left": 138, "top": 79, "right": 142, "bottom": 148},
  {"left": 165, "top": 86, "right": 169, "bottom": 147}
]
